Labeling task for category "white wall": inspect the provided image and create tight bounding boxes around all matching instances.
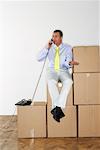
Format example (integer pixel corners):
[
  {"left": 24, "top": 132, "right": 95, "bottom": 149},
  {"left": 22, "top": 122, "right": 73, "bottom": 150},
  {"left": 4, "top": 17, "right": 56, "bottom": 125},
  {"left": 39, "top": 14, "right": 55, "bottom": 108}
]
[
  {"left": 99, "top": 0, "right": 100, "bottom": 45},
  {"left": 0, "top": 0, "right": 99, "bottom": 115}
]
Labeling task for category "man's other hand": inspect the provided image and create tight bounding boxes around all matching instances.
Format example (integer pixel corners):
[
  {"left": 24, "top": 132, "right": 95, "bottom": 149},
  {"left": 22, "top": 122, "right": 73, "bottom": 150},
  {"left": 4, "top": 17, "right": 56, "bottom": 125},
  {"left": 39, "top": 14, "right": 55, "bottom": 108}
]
[{"left": 69, "top": 60, "right": 79, "bottom": 65}]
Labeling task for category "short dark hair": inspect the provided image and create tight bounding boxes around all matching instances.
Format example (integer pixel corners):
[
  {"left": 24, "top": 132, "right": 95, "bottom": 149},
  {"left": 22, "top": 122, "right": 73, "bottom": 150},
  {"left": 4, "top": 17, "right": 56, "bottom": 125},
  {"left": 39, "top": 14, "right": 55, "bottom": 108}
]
[{"left": 53, "top": 30, "right": 63, "bottom": 37}]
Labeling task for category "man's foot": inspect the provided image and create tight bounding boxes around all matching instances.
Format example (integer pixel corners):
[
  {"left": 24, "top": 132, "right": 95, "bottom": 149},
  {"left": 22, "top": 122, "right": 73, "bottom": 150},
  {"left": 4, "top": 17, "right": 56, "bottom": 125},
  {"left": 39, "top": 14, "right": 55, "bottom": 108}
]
[
  {"left": 51, "top": 107, "right": 56, "bottom": 115},
  {"left": 51, "top": 106, "right": 65, "bottom": 122},
  {"left": 51, "top": 107, "right": 60, "bottom": 122},
  {"left": 56, "top": 106, "right": 65, "bottom": 119},
  {"left": 53, "top": 112, "right": 60, "bottom": 122}
]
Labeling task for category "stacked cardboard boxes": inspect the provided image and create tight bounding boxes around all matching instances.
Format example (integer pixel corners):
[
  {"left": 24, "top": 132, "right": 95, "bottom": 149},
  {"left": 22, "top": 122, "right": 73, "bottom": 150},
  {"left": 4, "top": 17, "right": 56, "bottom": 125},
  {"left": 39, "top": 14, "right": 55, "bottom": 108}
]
[
  {"left": 17, "top": 46, "right": 100, "bottom": 138},
  {"left": 47, "top": 82, "right": 77, "bottom": 137},
  {"left": 73, "top": 46, "right": 100, "bottom": 137}
]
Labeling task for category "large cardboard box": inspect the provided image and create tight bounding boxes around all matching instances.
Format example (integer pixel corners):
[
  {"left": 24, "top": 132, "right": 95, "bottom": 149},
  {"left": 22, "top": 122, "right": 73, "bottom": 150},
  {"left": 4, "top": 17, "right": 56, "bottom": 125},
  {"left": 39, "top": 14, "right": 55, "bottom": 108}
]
[
  {"left": 78, "top": 105, "right": 100, "bottom": 137},
  {"left": 99, "top": 46, "right": 100, "bottom": 71},
  {"left": 73, "top": 46, "right": 100, "bottom": 73},
  {"left": 47, "top": 105, "right": 77, "bottom": 137},
  {"left": 17, "top": 102, "right": 46, "bottom": 138},
  {"left": 47, "top": 82, "right": 73, "bottom": 106},
  {"left": 73, "top": 73, "right": 100, "bottom": 105}
]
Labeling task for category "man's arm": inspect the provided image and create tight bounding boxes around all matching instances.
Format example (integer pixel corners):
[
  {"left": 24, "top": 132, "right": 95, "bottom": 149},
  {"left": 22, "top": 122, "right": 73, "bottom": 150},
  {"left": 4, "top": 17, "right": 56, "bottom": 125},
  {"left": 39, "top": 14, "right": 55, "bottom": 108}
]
[
  {"left": 63, "top": 46, "right": 79, "bottom": 68},
  {"left": 37, "top": 47, "right": 49, "bottom": 62},
  {"left": 63, "top": 45, "right": 73, "bottom": 69},
  {"left": 37, "top": 40, "right": 52, "bottom": 62}
]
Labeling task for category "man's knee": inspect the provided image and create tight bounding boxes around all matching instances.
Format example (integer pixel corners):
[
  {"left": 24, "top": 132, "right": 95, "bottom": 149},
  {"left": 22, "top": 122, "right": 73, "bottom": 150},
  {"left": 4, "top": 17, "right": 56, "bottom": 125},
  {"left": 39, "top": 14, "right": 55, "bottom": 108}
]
[
  {"left": 47, "top": 79, "right": 57, "bottom": 85},
  {"left": 63, "top": 78, "right": 73, "bottom": 85}
]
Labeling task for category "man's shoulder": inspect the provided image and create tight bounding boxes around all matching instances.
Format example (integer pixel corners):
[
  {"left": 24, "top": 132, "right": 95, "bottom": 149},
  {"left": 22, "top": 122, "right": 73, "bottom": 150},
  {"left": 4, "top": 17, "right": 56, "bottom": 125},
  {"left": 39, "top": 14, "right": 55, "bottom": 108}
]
[{"left": 63, "top": 43, "right": 72, "bottom": 50}]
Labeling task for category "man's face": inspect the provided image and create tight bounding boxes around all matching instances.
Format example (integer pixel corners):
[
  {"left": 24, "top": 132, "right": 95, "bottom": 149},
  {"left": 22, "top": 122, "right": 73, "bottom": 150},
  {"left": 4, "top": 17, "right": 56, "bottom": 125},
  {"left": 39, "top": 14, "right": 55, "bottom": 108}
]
[{"left": 52, "top": 32, "right": 62, "bottom": 45}]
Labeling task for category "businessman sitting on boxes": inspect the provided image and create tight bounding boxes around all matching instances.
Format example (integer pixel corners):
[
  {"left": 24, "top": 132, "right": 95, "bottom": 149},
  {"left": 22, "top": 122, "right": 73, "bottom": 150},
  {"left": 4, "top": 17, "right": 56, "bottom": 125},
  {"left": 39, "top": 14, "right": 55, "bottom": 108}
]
[{"left": 37, "top": 30, "right": 79, "bottom": 122}]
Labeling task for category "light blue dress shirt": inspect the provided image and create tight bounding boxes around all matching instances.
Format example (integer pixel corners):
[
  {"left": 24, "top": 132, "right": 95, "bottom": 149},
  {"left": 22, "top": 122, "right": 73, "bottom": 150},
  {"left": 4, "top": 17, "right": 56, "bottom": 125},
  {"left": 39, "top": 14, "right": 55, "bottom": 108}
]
[{"left": 37, "top": 42, "right": 73, "bottom": 70}]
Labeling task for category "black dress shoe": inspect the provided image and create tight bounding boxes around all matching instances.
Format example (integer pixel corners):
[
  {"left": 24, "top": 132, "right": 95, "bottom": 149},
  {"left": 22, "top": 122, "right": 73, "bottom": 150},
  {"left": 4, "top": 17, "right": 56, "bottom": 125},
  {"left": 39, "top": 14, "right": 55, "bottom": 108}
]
[
  {"left": 51, "top": 107, "right": 56, "bottom": 115},
  {"left": 53, "top": 113, "right": 60, "bottom": 122},
  {"left": 52, "top": 108, "right": 60, "bottom": 122},
  {"left": 56, "top": 106, "right": 65, "bottom": 119},
  {"left": 51, "top": 106, "right": 65, "bottom": 122}
]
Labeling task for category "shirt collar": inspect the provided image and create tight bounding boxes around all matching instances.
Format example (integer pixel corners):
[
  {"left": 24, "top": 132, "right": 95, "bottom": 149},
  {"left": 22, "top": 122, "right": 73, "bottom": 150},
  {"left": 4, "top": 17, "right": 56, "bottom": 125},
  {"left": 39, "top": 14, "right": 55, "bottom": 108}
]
[{"left": 53, "top": 42, "right": 63, "bottom": 49}]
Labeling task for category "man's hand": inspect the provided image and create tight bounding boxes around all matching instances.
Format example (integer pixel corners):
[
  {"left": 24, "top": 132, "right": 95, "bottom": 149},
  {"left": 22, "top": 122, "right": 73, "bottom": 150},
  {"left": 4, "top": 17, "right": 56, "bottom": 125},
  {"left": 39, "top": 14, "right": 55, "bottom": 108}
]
[
  {"left": 47, "top": 40, "right": 53, "bottom": 49},
  {"left": 69, "top": 60, "right": 79, "bottom": 65}
]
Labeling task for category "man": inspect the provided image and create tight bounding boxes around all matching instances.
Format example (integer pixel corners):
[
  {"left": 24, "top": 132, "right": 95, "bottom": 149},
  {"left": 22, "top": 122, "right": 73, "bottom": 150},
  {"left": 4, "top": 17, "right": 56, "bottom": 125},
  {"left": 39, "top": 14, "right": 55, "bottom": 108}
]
[{"left": 37, "top": 30, "right": 79, "bottom": 122}]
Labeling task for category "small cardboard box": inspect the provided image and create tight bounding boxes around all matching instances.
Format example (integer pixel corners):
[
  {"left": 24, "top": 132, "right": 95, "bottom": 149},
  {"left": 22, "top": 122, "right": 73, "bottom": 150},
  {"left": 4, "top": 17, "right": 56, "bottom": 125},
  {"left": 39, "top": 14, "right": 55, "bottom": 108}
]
[
  {"left": 17, "top": 102, "right": 46, "bottom": 138},
  {"left": 73, "top": 73, "right": 100, "bottom": 105},
  {"left": 73, "top": 46, "right": 100, "bottom": 73},
  {"left": 78, "top": 105, "right": 100, "bottom": 137}
]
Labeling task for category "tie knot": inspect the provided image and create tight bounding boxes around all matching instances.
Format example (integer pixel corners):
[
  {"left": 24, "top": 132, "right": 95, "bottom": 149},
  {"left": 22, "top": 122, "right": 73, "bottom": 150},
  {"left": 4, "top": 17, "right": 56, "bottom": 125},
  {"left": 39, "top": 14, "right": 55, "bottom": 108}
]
[{"left": 56, "top": 47, "right": 59, "bottom": 51}]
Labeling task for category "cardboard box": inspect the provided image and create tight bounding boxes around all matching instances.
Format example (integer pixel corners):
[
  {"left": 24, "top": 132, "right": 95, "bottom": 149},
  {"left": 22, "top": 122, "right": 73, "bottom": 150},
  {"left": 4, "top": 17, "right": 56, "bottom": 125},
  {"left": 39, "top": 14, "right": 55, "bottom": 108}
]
[
  {"left": 47, "top": 105, "right": 77, "bottom": 137},
  {"left": 73, "top": 46, "right": 100, "bottom": 73},
  {"left": 99, "top": 46, "right": 100, "bottom": 71},
  {"left": 73, "top": 73, "right": 100, "bottom": 105},
  {"left": 47, "top": 82, "right": 73, "bottom": 106},
  {"left": 17, "top": 102, "right": 46, "bottom": 138},
  {"left": 78, "top": 105, "right": 100, "bottom": 137}
]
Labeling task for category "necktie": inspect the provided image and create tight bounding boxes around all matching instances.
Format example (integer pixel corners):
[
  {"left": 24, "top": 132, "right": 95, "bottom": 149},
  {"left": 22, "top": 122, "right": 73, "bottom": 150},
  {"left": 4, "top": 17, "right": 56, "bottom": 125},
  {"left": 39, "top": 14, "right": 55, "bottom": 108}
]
[{"left": 54, "top": 47, "right": 60, "bottom": 71}]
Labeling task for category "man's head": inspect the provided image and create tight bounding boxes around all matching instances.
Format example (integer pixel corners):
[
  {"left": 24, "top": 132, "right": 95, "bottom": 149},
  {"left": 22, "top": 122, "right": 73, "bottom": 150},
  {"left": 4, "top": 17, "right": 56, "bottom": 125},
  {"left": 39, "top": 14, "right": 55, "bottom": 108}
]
[{"left": 52, "top": 30, "right": 63, "bottom": 46}]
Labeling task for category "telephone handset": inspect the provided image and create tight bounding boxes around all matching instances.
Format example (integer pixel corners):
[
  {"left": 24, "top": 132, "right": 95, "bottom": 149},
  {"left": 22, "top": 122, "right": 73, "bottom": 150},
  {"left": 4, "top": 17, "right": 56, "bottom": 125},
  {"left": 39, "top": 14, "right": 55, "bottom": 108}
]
[{"left": 49, "top": 38, "right": 53, "bottom": 45}]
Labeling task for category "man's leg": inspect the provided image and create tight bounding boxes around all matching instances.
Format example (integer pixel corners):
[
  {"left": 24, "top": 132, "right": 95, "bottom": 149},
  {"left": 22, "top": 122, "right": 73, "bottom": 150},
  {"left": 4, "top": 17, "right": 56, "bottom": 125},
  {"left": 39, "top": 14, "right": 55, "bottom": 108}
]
[
  {"left": 46, "top": 69, "right": 59, "bottom": 109},
  {"left": 46, "top": 69, "right": 64, "bottom": 122},
  {"left": 55, "top": 70, "right": 73, "bottom": 109},
  {"left": 48, "top": 79, "right": 60, "bottom": 109}
]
